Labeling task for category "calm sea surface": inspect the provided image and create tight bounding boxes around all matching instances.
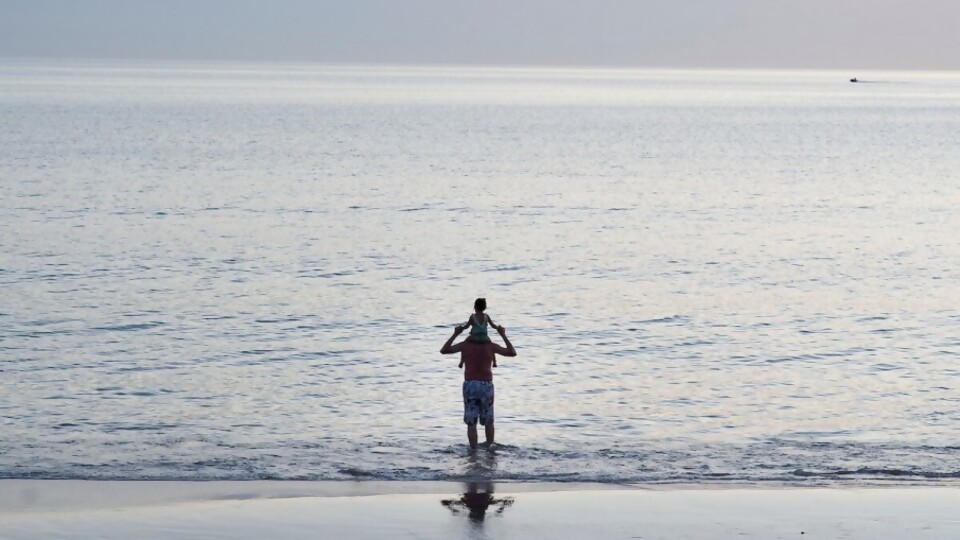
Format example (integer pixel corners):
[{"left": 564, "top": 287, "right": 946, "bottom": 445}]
[{"left": 2, "top": 61, "right": 959, "bottom": 484}]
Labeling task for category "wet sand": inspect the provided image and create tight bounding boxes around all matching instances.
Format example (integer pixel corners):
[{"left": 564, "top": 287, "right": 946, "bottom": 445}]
[{"left": 2, "top": 481, "right": 959, "bottom": 539}]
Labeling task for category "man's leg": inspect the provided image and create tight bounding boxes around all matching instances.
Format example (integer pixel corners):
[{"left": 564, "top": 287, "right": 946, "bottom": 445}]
[
  {"left": 467, "top": 423, "right": 478, "bottom": 449},
  {"left": 464, "top": 381, "right": 478, "bottom": 449},
  {"left": 483, "top": 385, "right": 495, "bottom": 445}
]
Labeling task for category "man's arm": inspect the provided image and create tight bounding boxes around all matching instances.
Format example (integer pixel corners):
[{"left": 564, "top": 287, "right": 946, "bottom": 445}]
[
  {"left": 440, "top": 325, "right": 467, "bottom": 354},
  {"left": 491, "top": 326, "right": 516, "bottom": 357}
]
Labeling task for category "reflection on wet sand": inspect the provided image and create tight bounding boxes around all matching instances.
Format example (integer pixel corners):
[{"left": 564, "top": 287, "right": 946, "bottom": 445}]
[{"left": 441, "top": 482, "right": 514, "bottom": 523}]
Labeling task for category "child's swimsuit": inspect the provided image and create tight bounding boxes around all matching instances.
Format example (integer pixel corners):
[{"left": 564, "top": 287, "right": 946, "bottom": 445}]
[{"left": 469, "top": 313, "right": 490, "bottom": 342}]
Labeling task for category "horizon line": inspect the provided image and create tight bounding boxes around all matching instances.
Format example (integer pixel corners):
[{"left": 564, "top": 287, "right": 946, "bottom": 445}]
[{"left": 2, "top": 55, "right": 960, "bottom": 76}]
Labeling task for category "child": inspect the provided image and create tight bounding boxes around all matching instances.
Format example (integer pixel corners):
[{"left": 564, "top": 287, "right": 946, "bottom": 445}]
[{"left": 458, "top": 297, "right": 501, "bottom": 368}]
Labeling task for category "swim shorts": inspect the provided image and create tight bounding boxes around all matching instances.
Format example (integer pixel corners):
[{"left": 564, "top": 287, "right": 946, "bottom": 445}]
[{"left": 462, "top": 380, "right": 495, "bottom": 426}]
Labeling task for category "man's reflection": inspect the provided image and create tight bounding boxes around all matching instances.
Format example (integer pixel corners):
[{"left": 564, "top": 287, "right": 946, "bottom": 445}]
[{"left": 441, "top": 481, "right": 514, "bottom": 523}]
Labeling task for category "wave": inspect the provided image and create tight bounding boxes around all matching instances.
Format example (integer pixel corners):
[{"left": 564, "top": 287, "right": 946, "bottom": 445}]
[
  {"left": 6, "top": 468, "right": 959, "bottom": 486},
  {"left": 4, "top": 442, "right": 960, "bottom": 486},
  {"left": 792, "top": 468, "right": 960, "bottom": 480}
]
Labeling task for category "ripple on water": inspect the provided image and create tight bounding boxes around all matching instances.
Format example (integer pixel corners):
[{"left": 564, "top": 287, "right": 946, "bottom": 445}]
[{"left": 90, "top": 322, "right": 165, "bottom": 332}]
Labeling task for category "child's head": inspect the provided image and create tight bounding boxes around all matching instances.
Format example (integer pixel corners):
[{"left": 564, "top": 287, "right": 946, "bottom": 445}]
[{"left": 474, "top": 297, "right": 487, "bottom": 312}]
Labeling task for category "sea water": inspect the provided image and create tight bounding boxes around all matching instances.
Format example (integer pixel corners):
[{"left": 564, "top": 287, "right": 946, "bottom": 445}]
[{"left": 2, "top": 60, "right": 959, "bottom": 484}]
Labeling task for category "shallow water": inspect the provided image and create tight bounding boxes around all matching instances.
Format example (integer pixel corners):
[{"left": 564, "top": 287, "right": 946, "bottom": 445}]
[{"left": 2, "top": 61, "right": 960, "bottom": 484}]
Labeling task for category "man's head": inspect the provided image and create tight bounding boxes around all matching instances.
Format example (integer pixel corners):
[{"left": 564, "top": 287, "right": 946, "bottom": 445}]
[{"left": 474, "top": 297, "right": 486, "bottom": 312}]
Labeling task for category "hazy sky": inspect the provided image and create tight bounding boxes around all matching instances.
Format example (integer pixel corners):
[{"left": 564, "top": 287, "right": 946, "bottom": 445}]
[{"left": 1, "top": 1, "right": 958, "bottom": 70}]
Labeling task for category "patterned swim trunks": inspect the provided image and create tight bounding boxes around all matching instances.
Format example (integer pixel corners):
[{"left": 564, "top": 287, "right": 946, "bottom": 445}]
[{"left": 462, "top": 380, "right": 495, "bottom": 426}]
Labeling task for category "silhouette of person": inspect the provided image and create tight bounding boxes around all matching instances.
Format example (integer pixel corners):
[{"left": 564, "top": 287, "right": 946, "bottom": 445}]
[{"left": 441, "top": 482, "right": 514, "bottom": 523}]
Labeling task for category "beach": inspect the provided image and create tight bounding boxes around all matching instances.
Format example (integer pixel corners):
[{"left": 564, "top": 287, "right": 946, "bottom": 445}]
[
  {"left": 3, "top": 481, "right": 960, "bottom": 539},
  {"left": 4, "top": 4, "right": 960, "bottom": 539}
]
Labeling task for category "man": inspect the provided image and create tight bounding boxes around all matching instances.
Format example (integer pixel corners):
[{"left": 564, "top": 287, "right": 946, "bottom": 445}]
[{"left": 440, "top": 323, "right": 516, "bottom": 449}]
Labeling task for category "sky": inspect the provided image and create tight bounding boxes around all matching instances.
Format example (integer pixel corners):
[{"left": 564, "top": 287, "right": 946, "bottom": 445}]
[{"left": 1, "top": 1, "right": 958, "bottom": 70}]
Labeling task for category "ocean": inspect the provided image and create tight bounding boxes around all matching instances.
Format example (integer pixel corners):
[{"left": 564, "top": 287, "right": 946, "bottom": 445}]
[{"left": 2, "top": 60, "right": 959, "bottom": 485}]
